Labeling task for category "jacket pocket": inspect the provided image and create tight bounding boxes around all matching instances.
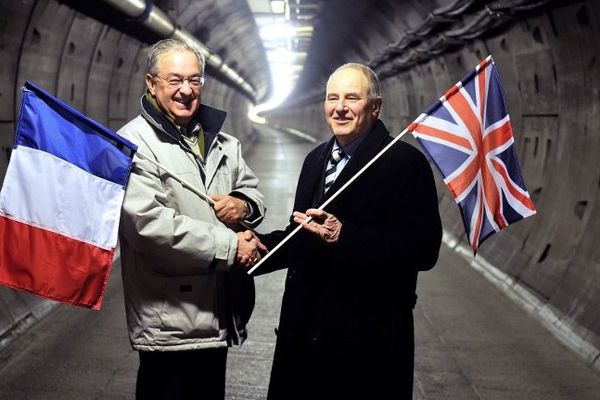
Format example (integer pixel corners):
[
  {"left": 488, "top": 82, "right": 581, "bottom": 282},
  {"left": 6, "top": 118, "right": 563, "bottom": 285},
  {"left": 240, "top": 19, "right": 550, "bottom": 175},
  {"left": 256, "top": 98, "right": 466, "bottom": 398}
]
[{"left": 155, "top": 274, "right": 220, "bottom": 341}]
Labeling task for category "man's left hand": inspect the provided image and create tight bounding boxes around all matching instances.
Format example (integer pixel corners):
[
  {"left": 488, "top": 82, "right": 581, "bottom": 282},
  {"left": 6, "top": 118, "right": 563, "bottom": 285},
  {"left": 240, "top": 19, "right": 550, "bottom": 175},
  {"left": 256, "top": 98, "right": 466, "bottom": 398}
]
[
  {"left": 211, "top": 195, "right": 247, "bottom": 224},
  {"left": 293, "top": 209, "right": 342, "bottom": 244}
]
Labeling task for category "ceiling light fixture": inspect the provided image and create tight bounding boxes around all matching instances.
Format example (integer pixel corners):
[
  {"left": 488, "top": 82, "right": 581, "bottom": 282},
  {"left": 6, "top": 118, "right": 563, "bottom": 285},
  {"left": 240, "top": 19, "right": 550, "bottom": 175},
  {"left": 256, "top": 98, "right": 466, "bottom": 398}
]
[{"left": 270, "top": 0, "right": 285, "bottom": 14}]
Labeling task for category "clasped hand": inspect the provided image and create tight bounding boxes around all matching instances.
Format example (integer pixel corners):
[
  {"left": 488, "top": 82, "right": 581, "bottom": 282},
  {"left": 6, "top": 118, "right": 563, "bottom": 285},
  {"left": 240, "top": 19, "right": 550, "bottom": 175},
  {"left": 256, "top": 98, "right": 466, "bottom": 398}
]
[
  {"left": 236, "top": 230, "right": 267, "bottom": 268},
  {"left": 234, "top": 208, "right": 342, "bottom": 269}
]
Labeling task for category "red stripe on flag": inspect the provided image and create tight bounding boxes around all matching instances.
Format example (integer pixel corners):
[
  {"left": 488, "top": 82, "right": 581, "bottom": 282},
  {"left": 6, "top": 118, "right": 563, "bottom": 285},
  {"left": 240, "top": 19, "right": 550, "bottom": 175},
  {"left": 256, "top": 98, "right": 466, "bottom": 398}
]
[
  {"left": 472, "top": 186, "right": 485, "bottom": 254},
  {"left": 482, "top": 158, "right": 506, "bottom": 229},
  {"left": 447, "top": 91, "right": 482, "bottom": 148},
  {"left": 413, "top": 123, "right": 472, "bottom": 149},
  {"left": 447, "top": 156, "right": 479, "bottom": 198},
  {"left": 483, "top": 120, "right": 513, "bottom": 150},
  {"left": 478, "top": 67, "right": 486, "bottom": 123},
  {"left": 444, "top": 84, "right": 460, "bottom": 100},
  {"left": 0, "top": 215, "right": 114, "bottom": 310},
  {"left": 491, "top": 159, "right": 537, "bottom": 211},
  {"left": 477, "top": 57, "right": 491, "bottom": 71}
]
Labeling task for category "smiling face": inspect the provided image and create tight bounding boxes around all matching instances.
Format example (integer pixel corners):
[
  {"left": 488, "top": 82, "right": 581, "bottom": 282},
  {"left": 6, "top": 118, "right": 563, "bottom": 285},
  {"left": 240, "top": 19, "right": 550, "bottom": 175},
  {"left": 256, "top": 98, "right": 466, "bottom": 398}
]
[
  {"left": 145, "top": 50, "right": 201, "bottom": 127},
  {"left": 324, "top": 67, "right": 382, "bottom": 147}
]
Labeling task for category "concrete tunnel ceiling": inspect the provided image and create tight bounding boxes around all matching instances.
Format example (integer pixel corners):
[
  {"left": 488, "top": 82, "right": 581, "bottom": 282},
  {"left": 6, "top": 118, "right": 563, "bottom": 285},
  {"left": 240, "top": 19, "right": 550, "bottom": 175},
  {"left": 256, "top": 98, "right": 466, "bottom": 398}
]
[{"left": 1, "top": 0, "right": 600, "bottom": 372}]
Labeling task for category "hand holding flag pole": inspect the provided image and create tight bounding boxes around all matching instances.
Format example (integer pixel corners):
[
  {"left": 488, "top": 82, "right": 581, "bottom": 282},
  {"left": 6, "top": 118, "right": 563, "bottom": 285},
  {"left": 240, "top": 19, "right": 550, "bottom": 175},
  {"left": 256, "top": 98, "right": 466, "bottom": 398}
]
[
  {"left": 247, "top": 126, "right": 411, "bottom": 275},
  {"left": 135, "top": 151, "right": 253, "bottom": 231}
]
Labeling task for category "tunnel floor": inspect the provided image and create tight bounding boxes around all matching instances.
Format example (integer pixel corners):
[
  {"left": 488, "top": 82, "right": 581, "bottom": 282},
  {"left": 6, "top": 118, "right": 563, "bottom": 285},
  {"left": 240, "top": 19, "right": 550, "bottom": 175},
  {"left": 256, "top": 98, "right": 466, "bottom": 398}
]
[{"left": 0, "top": 126, "right": 599, "bottom": 399}]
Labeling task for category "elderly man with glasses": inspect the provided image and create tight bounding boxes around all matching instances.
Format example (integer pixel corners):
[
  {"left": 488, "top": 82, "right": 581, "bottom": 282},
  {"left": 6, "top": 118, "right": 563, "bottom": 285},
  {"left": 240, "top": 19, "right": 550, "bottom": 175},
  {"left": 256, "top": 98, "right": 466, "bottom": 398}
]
[{"left": 117, "top": 38, "right": 266, "bottom": 400}]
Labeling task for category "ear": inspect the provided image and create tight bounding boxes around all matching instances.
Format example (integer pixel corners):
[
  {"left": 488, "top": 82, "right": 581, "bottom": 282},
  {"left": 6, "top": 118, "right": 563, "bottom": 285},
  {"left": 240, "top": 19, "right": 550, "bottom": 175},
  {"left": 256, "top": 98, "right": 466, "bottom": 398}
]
[
  {"left": 145, "top": 74, "right": 156, "bottom": 96},
  {"left": 371, "top": 97, "right": 382, "bottom": 118}
]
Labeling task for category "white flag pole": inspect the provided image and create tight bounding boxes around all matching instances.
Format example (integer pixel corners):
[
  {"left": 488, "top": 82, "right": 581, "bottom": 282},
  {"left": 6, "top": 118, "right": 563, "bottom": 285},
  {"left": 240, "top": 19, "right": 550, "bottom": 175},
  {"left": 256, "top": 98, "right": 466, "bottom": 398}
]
[
  {"left": 247, "top": 126, "right": 411, "bottom": 275},
  {"left": 135, "top": 151, "right": 253, "bottom": 230},
  {"left": 136, "top": 151, "right": 215, "bottom": 205},
  {"left": 248, "top": 56, "right": 496, "bottom": 274}
]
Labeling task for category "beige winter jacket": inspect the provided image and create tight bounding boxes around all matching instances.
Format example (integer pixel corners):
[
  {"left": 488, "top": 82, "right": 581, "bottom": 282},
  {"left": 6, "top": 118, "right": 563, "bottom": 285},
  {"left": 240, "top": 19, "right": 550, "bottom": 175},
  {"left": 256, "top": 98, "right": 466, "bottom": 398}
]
[{"left": 117, "top": 97, "right": 265, "bottom": 351}]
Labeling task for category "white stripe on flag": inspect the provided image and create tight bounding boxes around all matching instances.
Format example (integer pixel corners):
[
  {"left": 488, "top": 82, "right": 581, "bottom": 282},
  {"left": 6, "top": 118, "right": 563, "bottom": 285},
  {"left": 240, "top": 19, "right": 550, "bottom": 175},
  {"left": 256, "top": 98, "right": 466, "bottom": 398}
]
[{"left": 0, "top": 146, "right": 124, "bottom": 249}]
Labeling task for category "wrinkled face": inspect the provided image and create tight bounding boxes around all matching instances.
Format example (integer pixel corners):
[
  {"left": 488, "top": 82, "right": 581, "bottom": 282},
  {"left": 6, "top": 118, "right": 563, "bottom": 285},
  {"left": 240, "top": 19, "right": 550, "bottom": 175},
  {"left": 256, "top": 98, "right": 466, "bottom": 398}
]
[
  {"left": 324, "top": 68, "right": 381, "bottom": 147},
  {"left": 145, "top": 50, "right": 201, "bottom": 126}
]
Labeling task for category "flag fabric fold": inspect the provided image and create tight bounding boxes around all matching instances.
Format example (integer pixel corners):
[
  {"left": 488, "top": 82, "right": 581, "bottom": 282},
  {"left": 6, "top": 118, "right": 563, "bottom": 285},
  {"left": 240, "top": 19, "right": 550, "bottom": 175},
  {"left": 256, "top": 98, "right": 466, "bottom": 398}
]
[
  {"left": 0, "top": 81, "right": 137, "bottom": 310},
  {"left": 408, "top": 55, "right": 536, "bottom": 254}
]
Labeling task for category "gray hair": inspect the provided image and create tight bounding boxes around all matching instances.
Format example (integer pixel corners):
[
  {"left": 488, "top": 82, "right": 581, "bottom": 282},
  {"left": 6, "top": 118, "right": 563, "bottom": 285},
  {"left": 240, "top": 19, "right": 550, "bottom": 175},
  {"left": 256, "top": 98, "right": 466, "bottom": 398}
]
[
  {"left": 327, "top": 63, "right": 381, "bottom": 98},
  {"left": 146, "top": 39, "right": 205, "bottom": 76}
]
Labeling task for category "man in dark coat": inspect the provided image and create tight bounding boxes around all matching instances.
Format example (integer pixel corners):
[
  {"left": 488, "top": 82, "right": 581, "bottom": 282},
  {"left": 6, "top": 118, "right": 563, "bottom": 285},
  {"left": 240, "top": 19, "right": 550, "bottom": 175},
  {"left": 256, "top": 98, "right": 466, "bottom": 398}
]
[{"left": 255, "top": 63, "right": 442, "bottom": 399}]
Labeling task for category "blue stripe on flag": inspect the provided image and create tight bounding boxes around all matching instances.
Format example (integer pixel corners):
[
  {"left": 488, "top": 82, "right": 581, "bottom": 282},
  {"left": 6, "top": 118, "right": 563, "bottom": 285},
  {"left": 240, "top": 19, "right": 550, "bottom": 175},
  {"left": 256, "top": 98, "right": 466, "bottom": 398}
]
[
  {"left": 459, "top": 67, "right": 477, "bottom": 89},
  {"left": 424, "top": 99, "right": 444, "bottom": 116},
  {"left": 14, "top": 81, "right": 137, "bottom": 187},
  {"left": 462, "top": 76, "right": 477, "bottom": 105},
  {"left": 431, "top": 103, "right": 455, "bottom": 124},
  {"left": 496, "top": 146, "right": 528, "bottom": 191},
  {"left": 485, "top": 65, "right": 508, "bottom": 129},
  {"left": 416, "top": 137, "right": 470, "bottom": 178}
]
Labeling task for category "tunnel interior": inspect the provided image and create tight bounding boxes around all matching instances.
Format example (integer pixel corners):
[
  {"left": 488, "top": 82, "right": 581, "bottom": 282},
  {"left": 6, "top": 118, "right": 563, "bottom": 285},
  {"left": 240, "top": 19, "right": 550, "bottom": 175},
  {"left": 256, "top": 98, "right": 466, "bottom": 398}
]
[{"left": 0, "top": 0, "right": 599, "bottom": 370}]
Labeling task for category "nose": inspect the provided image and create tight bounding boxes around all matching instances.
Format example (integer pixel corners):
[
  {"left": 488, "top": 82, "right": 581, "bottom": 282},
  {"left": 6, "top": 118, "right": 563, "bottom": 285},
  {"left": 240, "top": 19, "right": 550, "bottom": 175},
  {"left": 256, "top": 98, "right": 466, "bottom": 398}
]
[
  {"left": 179, "top": 80, "right": 194, "bottom": 95},
  {"left": 334, "top": 99, "right": 347, "bottom": 112}
]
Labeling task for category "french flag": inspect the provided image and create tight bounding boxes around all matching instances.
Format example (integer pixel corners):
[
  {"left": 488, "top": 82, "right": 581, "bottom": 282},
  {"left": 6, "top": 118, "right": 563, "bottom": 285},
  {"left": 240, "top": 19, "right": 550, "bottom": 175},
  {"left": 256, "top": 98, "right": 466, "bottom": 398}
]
[{"left": 0, "top": 81, "right": 137, "bottom": 310}]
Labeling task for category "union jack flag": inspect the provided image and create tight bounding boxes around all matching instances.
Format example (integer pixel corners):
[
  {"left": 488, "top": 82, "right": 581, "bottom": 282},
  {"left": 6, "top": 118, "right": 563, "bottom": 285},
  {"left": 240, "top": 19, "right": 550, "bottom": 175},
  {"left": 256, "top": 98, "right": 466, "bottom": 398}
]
[{"left": 408, "top": 55, "right": 536, "bottom": 254}]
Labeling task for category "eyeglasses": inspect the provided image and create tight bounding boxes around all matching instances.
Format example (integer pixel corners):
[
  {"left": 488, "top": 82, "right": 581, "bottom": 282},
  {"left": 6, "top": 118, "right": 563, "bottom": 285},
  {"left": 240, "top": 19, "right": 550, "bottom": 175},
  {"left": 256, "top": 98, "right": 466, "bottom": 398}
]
[{"left": 153, "top": 74, "right": 205, "bottom": 89}]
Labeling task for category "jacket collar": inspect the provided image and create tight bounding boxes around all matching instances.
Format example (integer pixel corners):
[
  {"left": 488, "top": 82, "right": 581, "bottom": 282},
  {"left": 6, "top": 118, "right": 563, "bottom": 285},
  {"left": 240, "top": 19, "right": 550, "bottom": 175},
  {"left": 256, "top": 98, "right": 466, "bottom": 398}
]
[
  {"left": 318, "top": 119, "right": 391, "bottom": 202},
  {"left": 318, "top": 119, "right": 390, "bottom": 168},
  {"left": 342, "top": 119, "right": 390, "bottom": 171},
  {"left": 140, "top": 93, "right": 227, "bottom": 146}
]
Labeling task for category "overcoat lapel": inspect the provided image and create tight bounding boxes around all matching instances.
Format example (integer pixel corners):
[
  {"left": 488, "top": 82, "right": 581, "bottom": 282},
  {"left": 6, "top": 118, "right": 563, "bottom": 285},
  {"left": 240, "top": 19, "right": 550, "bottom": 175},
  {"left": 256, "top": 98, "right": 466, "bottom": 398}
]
[
  {"left": 319, "top": 120, "right": 391, "bottom": 204},
  {"left": 301, "top": 138, "right": 334, "bottom": 208},
  {"left": 197, "top": 105, "right": 227, "bottom": 189}
]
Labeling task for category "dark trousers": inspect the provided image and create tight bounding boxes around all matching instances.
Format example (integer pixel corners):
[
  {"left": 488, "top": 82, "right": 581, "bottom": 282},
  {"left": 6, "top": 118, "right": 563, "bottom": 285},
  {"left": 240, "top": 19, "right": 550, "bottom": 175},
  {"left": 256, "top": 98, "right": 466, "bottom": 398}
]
[
  {"left": 136, "top": 347, "right": 228, "bottom": 400},
  {"left": 268, "top": 316, "right": 415, "bottom": 399}
]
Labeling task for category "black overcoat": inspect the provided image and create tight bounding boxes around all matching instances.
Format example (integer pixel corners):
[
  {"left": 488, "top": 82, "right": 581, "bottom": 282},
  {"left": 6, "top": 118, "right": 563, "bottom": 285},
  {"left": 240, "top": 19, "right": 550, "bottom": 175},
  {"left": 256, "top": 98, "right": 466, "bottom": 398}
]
[{"left": 258, "top": 120, "right": 442, "bottom": 399}]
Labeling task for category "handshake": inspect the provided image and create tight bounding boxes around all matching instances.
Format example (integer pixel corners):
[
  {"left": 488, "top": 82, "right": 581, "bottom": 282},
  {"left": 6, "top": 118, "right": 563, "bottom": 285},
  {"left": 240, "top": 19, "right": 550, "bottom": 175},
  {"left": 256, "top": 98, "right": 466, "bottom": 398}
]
[
  {"left": 235, "top": 230, "right": 267, "bottom": 268},
  {"left": 234, "top": 209, "right": 343, "bottom": 269}
]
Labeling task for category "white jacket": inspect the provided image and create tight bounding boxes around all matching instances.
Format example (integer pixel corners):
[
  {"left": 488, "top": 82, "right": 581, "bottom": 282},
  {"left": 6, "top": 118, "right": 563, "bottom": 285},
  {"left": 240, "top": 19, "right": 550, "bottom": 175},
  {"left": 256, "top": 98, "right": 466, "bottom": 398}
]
[{"left": 117, "top": 97, "right": 265, "bottom": 351}]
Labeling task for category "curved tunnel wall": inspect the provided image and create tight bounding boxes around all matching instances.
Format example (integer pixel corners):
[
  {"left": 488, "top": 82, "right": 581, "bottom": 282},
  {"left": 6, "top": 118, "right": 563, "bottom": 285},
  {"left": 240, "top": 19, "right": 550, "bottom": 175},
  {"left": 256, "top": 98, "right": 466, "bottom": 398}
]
[
  {"left": 0, "top": 0, "right": 269, "bottom": 347},
  {"left": 266, "top": 0, "right": 600, "bottom": 367}
]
